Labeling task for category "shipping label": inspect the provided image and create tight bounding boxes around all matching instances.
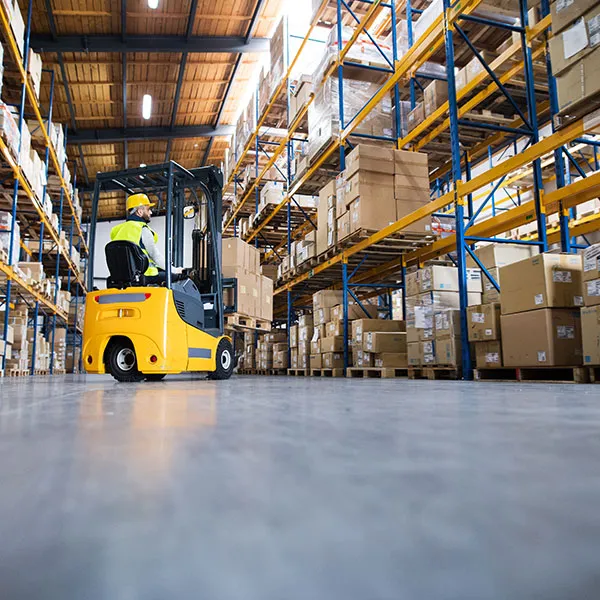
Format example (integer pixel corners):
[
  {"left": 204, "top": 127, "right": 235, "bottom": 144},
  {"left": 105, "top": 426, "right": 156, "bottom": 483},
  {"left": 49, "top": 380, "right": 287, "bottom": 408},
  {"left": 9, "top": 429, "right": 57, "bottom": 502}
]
[
  {"left": 589, "top": 14, "right": 600, "bottom": 47},
  {"left": 563, "top": 19, "right": 588, "bottom": 60},
  {"left": 552, "top": 270, "right": 572, "bottom": 283},
  {"left": 423, "top": 353, "right": 435, "bottom": 364},
  {"left": 556, "top": 0, "right": 573, "bottom": 11},
  {"left": 587, "top": 279, "right": 600, "bottom": 297},
  {"left": 471, "top": 312, "right": 485, "bottom": 324},
  {"left": 535, "top": 293, "right": 544, "bottom": 305},
  {"left": 424, "top": 341, "right": 434, "bottom": 354},
  {"left": 537, "top": 351, "right": 547, "bottom": 363},
  {"left": 583, "top": 245, "right": 600, "bottom": 272},
  {"left": 485, "top": 353, "right": 500, "bottom": 363},
  {"left": 557, "top": 325, "right": 575, "bottom": 339},
  {"left": 485, "top": 329, "right": 493, "bottom": 337},
  {"left": 574, "top": 296, "right": 584, "bottom": 306}
]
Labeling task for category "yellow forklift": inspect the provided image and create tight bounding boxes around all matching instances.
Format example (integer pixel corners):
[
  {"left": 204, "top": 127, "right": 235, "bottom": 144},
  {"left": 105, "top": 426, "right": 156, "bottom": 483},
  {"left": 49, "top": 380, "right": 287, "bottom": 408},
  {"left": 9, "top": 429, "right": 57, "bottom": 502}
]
[{"left": 83, "top": 162, "right": 234, "bottom": 382}]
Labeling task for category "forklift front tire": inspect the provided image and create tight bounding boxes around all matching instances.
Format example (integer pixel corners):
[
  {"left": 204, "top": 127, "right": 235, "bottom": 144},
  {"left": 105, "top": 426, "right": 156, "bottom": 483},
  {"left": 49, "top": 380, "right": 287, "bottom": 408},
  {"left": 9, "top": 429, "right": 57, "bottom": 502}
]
[{"left": 209, "top": 338, "right": 234, "bottom": 380}]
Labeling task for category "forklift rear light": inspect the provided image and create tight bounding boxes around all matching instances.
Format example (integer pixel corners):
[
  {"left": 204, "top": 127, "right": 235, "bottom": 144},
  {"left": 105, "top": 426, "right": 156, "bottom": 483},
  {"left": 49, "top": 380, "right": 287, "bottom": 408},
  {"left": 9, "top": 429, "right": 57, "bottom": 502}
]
[
  {"left": 144, "top": 293, "right": 152, "bottom": 300},
  {"left": 150, "top": 355, "right": 158, "bottom": 363}
]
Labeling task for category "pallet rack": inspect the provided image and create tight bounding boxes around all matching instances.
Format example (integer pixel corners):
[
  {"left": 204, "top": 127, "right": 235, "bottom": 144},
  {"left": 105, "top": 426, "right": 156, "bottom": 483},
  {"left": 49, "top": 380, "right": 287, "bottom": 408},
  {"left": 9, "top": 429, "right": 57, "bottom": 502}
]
[
  {"left": 224, "top": 0, "right": 600, "bottom": 379},
  {"left": 0, "top": 0, "right": 87, "bottom": 376}
]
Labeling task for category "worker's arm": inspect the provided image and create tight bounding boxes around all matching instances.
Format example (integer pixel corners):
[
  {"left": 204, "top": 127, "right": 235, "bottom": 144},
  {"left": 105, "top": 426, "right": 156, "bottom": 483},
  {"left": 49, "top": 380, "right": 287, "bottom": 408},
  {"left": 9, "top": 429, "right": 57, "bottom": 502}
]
[{"left": 140, "top": 226, "right": 166, "bottom": 271}]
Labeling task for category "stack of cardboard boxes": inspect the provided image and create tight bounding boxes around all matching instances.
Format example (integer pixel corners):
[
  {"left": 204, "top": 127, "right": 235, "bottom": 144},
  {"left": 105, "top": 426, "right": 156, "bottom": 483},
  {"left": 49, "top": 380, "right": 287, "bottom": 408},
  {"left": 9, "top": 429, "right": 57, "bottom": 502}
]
[
  {"left": 3, "top": 304, "right": 28, "bottom": 372},
  {"left": 222, "top": 237, "right": 273, "bottom": 323},
  {"left": 290, "top": 314, "right": 313, "bottom": 370},
  {"left": 352, "top": 318, "right": 407, "bottom": 368},
  {"left": 466, "top": 244, "right": 538, "bottom": 369},
  {"left": 256, "top": 331, "right": 287, "bottom": 370},
  {"left": 500, "top": 253, "right": 584, "bottom": 367},
  {"left": 549, "top": 0, "right": 600, "bottom": 114},
  {"left": 406, "top": 265, "right": 482, "bottom": 368},
  {"left": 316, "top": 145, "right": 432, "bottom": 256},
  {"left": 580, "top": 244, "right": 600, "bottom": 366}
]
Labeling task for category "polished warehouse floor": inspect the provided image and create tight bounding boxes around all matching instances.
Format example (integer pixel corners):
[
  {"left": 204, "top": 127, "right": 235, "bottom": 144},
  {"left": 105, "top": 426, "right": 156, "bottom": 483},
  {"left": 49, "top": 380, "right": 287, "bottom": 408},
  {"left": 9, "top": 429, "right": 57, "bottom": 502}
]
[{"left": 0, "top": 375, "right": 599, "bottom": 599}]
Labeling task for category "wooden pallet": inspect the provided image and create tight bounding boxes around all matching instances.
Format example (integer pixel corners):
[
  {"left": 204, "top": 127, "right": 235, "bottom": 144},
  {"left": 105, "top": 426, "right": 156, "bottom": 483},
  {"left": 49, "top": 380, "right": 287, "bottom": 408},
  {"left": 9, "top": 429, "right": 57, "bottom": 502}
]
[
  {"left": 287, "top": 368, "right": 309, "bottom": 376},
  {"left": 34, "top": 370, "right": 49, "bottom": 376},
  {"left": 555, "top": 100, "right": 600, "bottom": 131},
  {"left": 347, "top": 367, "right": 409, "bottom": 379},
  {"left": 6, "top": 369, "right": 28, "bottom": 377},
  {"left": 474, "top": 366, "right": 590, "bottom": 384},
  {"left": 310, "top": 368, "right": 345, "bottom": 377},
  {"left": 224, "top": 313, "right": 271, "bottom": 332},
  {"left": 237, "top": 368, "right": 258, "bottom": 375},
  {"left": 53, "top": 369, "right": 66, "bottom": 375},
  {"left": 589, "top": 366, "right": 600, "bottom": 383},
  {"left": 408, "top": 367, "right": 461, "bottom": 380}
]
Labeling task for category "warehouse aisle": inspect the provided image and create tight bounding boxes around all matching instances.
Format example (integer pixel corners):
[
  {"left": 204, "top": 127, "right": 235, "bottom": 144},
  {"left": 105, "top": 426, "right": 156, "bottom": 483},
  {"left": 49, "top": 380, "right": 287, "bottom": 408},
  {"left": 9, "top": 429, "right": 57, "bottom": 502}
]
[{"left": 1, "top": 376, "right": 599, "bottom": 599}]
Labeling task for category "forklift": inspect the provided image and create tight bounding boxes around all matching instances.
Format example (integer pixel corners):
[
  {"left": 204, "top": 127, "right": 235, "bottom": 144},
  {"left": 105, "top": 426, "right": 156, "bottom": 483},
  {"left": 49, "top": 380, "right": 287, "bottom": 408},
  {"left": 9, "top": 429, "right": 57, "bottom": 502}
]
[{"left": 83, "top": 162, "right": 234, "bottom": 382}]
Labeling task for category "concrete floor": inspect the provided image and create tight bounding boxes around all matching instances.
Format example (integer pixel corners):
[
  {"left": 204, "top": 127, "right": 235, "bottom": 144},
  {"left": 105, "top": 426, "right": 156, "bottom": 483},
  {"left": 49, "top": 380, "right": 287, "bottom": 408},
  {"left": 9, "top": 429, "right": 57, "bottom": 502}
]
[{"left": 0, "top": 375, "right": 599, "bottom": 599}]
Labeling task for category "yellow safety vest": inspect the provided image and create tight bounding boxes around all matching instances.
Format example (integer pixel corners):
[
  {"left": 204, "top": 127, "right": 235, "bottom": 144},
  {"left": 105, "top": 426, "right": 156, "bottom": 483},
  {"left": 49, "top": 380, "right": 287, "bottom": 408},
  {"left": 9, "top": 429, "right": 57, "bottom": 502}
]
[{"left": 110, "top": 220, "right": 159, "bottom": 277}]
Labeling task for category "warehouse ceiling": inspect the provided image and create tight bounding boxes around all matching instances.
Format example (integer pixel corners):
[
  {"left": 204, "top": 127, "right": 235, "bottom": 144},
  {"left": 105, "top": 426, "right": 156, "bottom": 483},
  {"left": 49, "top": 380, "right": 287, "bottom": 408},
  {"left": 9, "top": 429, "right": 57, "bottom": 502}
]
[{"left": 21, "top": 0, "right": 282, "bottom": 220}]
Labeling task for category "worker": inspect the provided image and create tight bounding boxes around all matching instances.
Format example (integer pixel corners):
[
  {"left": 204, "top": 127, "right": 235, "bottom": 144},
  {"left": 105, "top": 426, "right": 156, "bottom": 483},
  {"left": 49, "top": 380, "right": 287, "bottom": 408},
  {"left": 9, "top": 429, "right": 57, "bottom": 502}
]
[{"left": 110, "top": 193, "right": 183, "bottom": 284}]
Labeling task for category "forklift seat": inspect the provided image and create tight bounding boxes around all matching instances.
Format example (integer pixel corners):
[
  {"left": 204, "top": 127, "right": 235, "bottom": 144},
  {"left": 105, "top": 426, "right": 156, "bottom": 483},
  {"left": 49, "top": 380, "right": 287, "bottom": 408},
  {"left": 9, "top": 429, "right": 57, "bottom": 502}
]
[{"left": 105, "top": 240, "right": 149, "bottom": 289}]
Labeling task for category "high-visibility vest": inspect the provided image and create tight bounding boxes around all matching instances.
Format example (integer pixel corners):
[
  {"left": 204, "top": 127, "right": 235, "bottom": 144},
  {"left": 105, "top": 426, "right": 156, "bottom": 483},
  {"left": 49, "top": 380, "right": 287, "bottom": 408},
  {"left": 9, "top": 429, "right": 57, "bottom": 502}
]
[{"left": 110, "top": 220, "right": 159, "bottom": 277}]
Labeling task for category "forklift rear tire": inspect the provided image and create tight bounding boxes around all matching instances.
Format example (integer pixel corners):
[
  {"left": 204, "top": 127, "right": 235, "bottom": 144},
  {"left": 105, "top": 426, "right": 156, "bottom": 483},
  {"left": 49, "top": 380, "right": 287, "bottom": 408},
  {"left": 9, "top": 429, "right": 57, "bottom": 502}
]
[
  {"left": 145, "top": 374, "right": 166, "bottom": 382},
  {"left": 209, "top": 338, "right": 234, "bottom": 380},
  {"left": 105, "top": 339, "right": 145, "bottom": 383}
]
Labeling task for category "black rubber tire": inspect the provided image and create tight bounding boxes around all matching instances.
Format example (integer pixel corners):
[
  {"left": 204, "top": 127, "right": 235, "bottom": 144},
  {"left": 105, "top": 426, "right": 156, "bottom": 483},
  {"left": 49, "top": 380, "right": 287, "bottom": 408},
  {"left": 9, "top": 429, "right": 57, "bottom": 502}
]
[
  {"left": 105, "top": 339, "right": 145, "bottom": 383},
  {"left": 145, "top": 374, "right": 166, "bottom": 382},
  {"left": 209, "top": 338, "right": 234, "bottom": 380}
]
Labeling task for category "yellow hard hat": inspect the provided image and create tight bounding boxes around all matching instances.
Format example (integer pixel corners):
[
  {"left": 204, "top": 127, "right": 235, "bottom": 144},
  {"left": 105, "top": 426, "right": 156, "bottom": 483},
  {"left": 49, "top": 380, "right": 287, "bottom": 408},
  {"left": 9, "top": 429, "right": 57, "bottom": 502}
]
[{"left": 126, "top": 193, "right": 155, "bottom": 211}]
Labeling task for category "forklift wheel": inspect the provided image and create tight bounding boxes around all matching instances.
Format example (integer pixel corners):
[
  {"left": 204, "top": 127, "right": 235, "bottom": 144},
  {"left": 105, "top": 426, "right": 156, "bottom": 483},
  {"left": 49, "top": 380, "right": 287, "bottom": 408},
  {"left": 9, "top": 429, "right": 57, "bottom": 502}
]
[
  {"left": 209, "top": 338, "right": 234, "bottom": 380},
  {"left": 105, "top": 339, "right": 145, "bottom": 383},
  {"left": 145, "top": 374, "right": 166, "bottom": 382}
]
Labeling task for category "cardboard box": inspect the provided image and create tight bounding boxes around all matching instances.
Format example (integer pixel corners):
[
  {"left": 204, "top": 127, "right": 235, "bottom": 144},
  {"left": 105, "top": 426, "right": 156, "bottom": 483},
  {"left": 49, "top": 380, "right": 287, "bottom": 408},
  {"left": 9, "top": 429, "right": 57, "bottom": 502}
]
[
  {"left": 355, "top": 349, "right": 374, "bottom": 368},
  {"left": 321, "top": 335, "right": 344, "bottom": 353},
  {"left": 581, "top": 305, "right": 600, "bottom": 365},
  {"left": 423, "top": 79, "right": 449, "bottom": 116},
  {"left": 349, "top": 196, "right": 397, "bottom": 233},
  {"left": 556, "top": 46, "right": 600, "bottom": 112},
  {"left": 337, "top": 211, "right": 351, "bottom": 241},
  {"left": 551, "top": 0, "right": 598, "bottom": 35},
  {"left": 273, "top": 351, "right": 289, "bottom": 369},
  {"left": 467, "top": 303, "right": 501, "bottom": 342},
  {"left": 351, "top": 319, "right": 405, "bottom": 344},
  {"left": 322, "top": 352, "right": 344, "bottom": 369},
  {"left": 313, "top": 290, "right": 344, "bottom": 311},
  {"left": 326, "top": 320, "right": 344, "bottom": 337},
  {"left": 584, "top": 278, "right": 600, "bottom": 307},
  {"left": 421, "top": 340, "right": 436, "bottom": 365},
  {"left": 396, "top": 199, "right": 433, "bottom": 235},
  {"left": 407, "top": 326, "right": 420, "bottom": 344},
  {"left": 419, "top": 324, "right": 435, "bottom": 342},
  {"left": 310, "top": 354, "right": 322, "bottom": 369},
  {"left": 419, "top": 266, "right": 482, "bottom": 293},
  {"left": 344, "top": 171, "right": 394, "bottom": 206},
  {"left": 499, "top": 253, "right": 583, "bottom": 315},
  {"left": 434, "top": 309, "right": 461, "bottom": 339},
  {"left": 298, "top": 340, "right": 310, "bottom": 356},
  {"left": 318, "top": 180, "right": 336, "bottom": 255},
  {"left": 363, "top": 332, "right": 407, "bottom": 353},
  {"left": 482, "top": 267, "right": 501, "bottom": 304},
  {"left": 344, "top": 144, "right": 395, "bottom": 179},
  {"left": 373, "top": 353, "right": 408, "bottom": 368},
  {"left": 407, "top": 103, "right": 425, "bottom": 131},
  {"left": 298, "top": 325, "right": 313, "bottom": 343},
  {"left": 583, "top": 243, "right": 600, "bottom": 282},
  {"left": 456, "top": 66, "right": 468, "bottom": 91},
  {"left": 466, "top": 51, "right": 496, "bottom": 82},
  {"left": 475, "top": 341, "right": 503, "bottom": 369},
  {"left": 405, "top": 271, "right": 420, "bottom": 297},
  {"left": 394, "top": 149, "right": 429, "bottom": 183},
  {"left": 331, "top": 301, "right": 379, "bottom": 322},
  {"left": 549, "top": 5, "right": 600, "bottom": 76},
  {"left": 310, "top": 339, "right": 321, "bottom": 354},
  {"left": 266, "top": 332, "right": 287, "bottom": 343},
  {"left": 466, "top": 243, "right": 538, "bottom": 270},
  {"left": 314, "top": 307, "right": 332, "bottom": 326},
  {"left": 435, "top": 337, "right": 461, "bottom": 367},
  {"left": 408, "top": 342, "right": 420, "bottom": 366},
  {"left": 299, "top": 314, "right": 314, "bottom": 327},
  {"left": 501, "top": 308, "right": 582, "bottom": 367}
]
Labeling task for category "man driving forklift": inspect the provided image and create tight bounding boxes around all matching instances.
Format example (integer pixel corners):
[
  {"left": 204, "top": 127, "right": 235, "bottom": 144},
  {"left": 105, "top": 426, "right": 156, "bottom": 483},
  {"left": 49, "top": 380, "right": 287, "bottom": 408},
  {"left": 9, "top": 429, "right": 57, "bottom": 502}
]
[{"left": 110, "top": 193, "right": 184, "bottom": 284}]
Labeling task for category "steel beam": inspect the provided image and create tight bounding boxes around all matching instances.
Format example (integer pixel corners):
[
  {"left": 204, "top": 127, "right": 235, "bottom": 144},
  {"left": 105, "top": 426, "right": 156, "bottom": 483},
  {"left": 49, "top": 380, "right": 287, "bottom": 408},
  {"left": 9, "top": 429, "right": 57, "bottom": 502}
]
[
  {"left": 68, "top": 125, "right": 234, "bottom": 144},
  {"left": 30, "top": 34, "right": 270, "bottom": 54}
]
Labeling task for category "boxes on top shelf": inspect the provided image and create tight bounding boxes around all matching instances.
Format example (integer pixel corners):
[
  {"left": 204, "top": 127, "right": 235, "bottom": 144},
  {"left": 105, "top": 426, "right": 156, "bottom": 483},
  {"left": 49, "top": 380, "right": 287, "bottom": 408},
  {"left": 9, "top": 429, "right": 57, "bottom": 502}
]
[
  {"left": 407, "top": 103, "right": 425, "bottom": 132},
  {"left": 551, "top": 0, "right": 598, "bottom": 35},
  {"left": 9, "top": 0, "right": 25, "bottom": 57},
  {"left": 423, "top": 79, "right": 449, "bottom": 116},
  {"left": 0, "top": 102, "right": 20, "bottom": 160},
  {"left": 499, "top": 253, "right": 583, "bottom": 315},
  {"left": 290, "top": 76, "right": 313, "bottom": 124}
]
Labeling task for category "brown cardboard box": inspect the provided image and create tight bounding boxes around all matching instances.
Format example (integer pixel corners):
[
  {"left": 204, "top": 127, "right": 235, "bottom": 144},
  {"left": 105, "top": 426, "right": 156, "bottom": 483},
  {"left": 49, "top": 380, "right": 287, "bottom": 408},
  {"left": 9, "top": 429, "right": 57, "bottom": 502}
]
[
  {"left": 272, "top": 342, "right": 287, "bottom": 353},
  {"left": 321, "top": 335, "right": 344, "bottom": 353},
  {"left": 424, "top": 79, "right": 449, "bottom": 116},
  {"left": 310, "top": 353, "right": 322, "bottom": 369},
  {"left": 466, "top": 243, "right": 538, "bottom": 270},
  {"left": 435, "top": 337, "right": 461, "bottom": 367},
  {"left": 318, "top": 180, "right": 336, "bottom": 255},
  {"left": 0, "top": 324, "right": 14, "bottom": 345},
  {"left": 355, "top": 349, "right": 374, "bottom": 367},
  {"left": 396, "top": 199, "right": 433, "bottom": 235},
  {"left": 298, "top": 325, "right": 313, "bottom": 343},
  {"left": 584, "top": 278, "right": 600, "bottom": 307},
  {"left": 475, "top": 341, "right": 503, "bottom": 369},
  {"left": 327, "top": 206, "right": 337, "bottom": 248},
  {"left": 331, "top": 302, "right": 379, "bottom": 322},
  {"left": 260, "top": 276, "right": 274, "bottom": 321},
  {"left": 314, "top": 307, "right": 332, "bottom": 326},
  {"left": 549, "top": 5, "right": 600, "bottom": 76},
  {"left": 311, "top": 338, "right": 321, "bottom": 354},
  {"left": 405, "top": 271, "right": 420, "bottom": 297},
  {"left": 363, "top": 332, "right": 407, "bottom": 353},
  {"left": 466, "top": 51, "right": 496, "bottom": 82},
  {"left": 434, "top": 309, "right": 461, "bottom": 339},
  {"left": 501, "top": 308, "right": 582, "bottom": 367},
  {"left": 290, "top": 349, "right": 298, "bottom": 368},
  {"left": 419, "top": 266, "right": 482, "bottom": 293},
  {"left": 551, "top": 0, "right": 598, "bottom": 34},
  {"left": 418, "top": 324, "right": 435, "bottom": 342},
  {"left": 327, "top": 320, "right": 344, "bottom": 337},
  {"left": 349, "top": 196, "right": 397, "bottom": 233},
  {"left": 373, "top": 353, "right": 408, "bottom": 368},
  {"left": 299, "top": 314, "right": 314, "bottom": 327},
  {"left": 394, "top": 149, "right": 429, "bottom": 182},
  {"left": 482, "top": 267, "right": 500, "bottom": 304},
  {"left": 344, "top": 171, "right": 394, "bottom": 206},
  {"left": 336, "top": 172, "right": 346, "bottom": 216},
  {"left": 556, "top": 46, "right": 600, "bottom": 112},
  {"left": 322, "top": 352, "right": 344, "bottom": 369},
  {"left": 583, "top": 243, "right": 600, "bottom": 282},
  {"left": 313, "top": 290, "right": 344, "bottom": 310},
  {"left": 467, "top": 303, "right": 501, "bottom": 342},
  {"left": 351, "top": 319, "right": 405, "bottom": 344},
  {"left": 421, "top": 340, "right": 436, "bottom": 365},
  {"left": 407, "top": 103, "right": 425, "bottom": 131},
  {"left": 266, "top": 331, "right": 287, "bottom": 343},
  {"left": 456, "top": 66, "right": 468, "bottom": 91},
  {"left": 298, "top": 353, "right": 310, "bottom": 370},
  {"left": 407, "top": 327, "right": 420, "bottom": 344},
  {"left": 273, "top": 350, "right": 289, "bottom": 369},
  {"left": 408, "top": 342, "right": 420, "bottom": 366},
  {"left": 499, "top": 253, "right": 583, "bottom": 315},
  {"left": 344, "top": 144, "right": 395, "bottom": 179},
  {"left": 581, "top": 306, "right": 600, "bottom": 365},
  {"left": 298, "top": 340, "right": 310, "bottom": 356},
  {"left": 337, "top": 211, "right": 351, "bottom": 241}
]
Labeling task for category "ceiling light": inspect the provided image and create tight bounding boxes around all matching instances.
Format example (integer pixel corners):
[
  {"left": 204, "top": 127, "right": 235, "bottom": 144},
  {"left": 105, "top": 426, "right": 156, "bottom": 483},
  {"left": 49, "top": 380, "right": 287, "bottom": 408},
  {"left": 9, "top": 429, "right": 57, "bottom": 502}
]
[
  {"left": 140, "top": 163, "right": 147, "bottom": 168},
  {"left": 148, "top": 0, "right": 159, "bottom": 9},
  {"left": 142, "top": 94, "right": 152, "bottom": 120}
]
